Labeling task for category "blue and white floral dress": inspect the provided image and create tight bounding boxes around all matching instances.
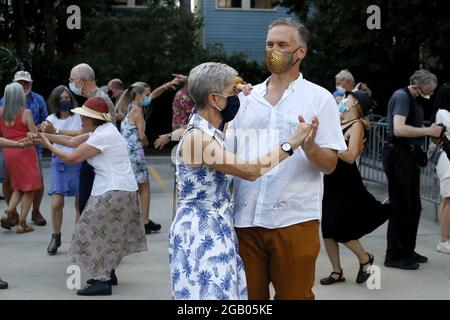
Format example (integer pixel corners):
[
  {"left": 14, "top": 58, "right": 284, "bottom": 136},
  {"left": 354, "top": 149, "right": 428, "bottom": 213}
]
[{"left": 169, "top": 114, "right": 248, "bottom": 300}]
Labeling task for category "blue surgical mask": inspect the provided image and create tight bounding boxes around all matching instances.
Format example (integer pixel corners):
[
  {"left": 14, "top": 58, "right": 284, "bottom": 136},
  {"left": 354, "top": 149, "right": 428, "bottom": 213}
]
[
  {"left": 69, "top": 82, "right": 82, "bottom": 96},
  {"left": 338, "top": 99, "right": 348, "bottom": 113},
  {"left": 58, "top": 100, "right": 72, "bottom": 112},
  {"left": 140, "top": 96, "right": 152, "bottom": 107}
]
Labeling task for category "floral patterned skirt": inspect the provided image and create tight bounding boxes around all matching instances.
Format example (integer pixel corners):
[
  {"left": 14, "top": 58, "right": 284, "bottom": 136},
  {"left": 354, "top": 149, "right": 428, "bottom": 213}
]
[
  {"left": 129, "top": 146, "right": 149, "bottom": 184},
  {"left": 69, "top": 190, "right": 147, "bottom": 278},
  {"left": 169, "top": 201, "right": 248, "bottom": 300}
]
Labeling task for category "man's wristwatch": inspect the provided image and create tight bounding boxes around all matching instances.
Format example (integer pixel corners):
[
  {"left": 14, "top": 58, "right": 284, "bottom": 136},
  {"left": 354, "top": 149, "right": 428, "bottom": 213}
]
[
  {"left": 167, "top": 133, "right": 172, "bottom": 141},
  {"left": 281, "top": 142, "right": 294, "bottom": 156}
]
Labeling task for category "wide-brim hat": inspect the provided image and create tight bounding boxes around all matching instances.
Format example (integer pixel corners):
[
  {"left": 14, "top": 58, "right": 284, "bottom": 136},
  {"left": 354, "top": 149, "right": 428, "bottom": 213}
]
[{"left": 71, "top": 96, "right": 112, "bottom": 122}]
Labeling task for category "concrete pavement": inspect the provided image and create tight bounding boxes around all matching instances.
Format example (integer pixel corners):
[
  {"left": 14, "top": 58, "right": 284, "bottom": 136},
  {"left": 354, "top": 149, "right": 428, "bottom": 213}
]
[{"left": 0, "top": 156, "right": 449, "bottom": 300}]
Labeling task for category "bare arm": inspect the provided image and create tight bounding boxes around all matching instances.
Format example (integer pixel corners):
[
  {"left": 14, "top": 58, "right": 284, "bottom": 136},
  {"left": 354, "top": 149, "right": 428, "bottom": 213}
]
[
  {"left": 133, "top": 108, "right": 149, "bottom": 147},
  {"left": 394, "top": 115, "right": 443, "bottom": 138},
  {"left": 181, "top": 119, "right": 312, "bottom": 181},
  {"left": 24, "top": 110, "right": 37, "bottom": 133},
  {"left": 339, "top": 122, "right": 364, "bottom": 164},
  {"left": 0, "top": 137, "right": 31, "bottom": 148},
  {"left": 42, "top": 132, "right": 90, "bottom": 148},
  {"left": 39, "top": 133, "right": 99, "bottom": 164},
  {"left": 151, "top": 77, "right": 182, "bottom": 100},
  {"left": 39, "top": 120, "right": 82, "bottom": 137}
]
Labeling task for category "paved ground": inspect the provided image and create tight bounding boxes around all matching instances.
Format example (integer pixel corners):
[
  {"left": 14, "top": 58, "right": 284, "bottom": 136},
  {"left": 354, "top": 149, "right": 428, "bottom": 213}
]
[{"left": 0, "top": 156, "right": 449, "bottom": 300}]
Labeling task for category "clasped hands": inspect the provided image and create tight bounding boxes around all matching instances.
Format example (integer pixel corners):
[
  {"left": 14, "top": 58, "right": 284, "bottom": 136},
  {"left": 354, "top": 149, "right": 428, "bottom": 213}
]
[
  {"left": 291, "top": 116, "right": 319, "bottom": 151},
  {"left": 24, "top": 132, "right": 52, "bottom": 149}
]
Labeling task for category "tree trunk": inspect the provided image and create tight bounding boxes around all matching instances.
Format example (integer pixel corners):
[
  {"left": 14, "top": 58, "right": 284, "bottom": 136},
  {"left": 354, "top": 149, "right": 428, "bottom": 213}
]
[
  {"left": 180, "top": 0, "right": 192, "bottom": 19},
  {"left": 11, "top": 0, "right": 27, "bottom": 58},
  {"left": 42, "top": 0, "right": 56, "bottom": 62}
]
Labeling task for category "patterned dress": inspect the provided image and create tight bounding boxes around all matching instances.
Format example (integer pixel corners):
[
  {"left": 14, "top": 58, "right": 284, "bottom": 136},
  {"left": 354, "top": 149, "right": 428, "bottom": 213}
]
[
  {"left": 121, "top": 104, "right": 149, "bottom": 183},
  {"left": 169, "top": 114, "right": 247, "bottom": 300}
]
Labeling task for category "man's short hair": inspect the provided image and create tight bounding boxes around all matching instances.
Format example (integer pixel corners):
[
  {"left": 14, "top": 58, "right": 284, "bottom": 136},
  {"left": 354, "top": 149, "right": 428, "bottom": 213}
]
[
  {"left": 109, "top": 79, "right": 124, "bottom": 90},
  {"left": 410, "top": 69, "right": 438, "bottom": 88},
  {"left": 268, "top": 18, "right": 310, "bottom": 46},
  {"left": 335, "top": 69, "right": 355, "bottom": 83},
  {"left": 73, "top": 63, "right": 95, "bottom": 81}
]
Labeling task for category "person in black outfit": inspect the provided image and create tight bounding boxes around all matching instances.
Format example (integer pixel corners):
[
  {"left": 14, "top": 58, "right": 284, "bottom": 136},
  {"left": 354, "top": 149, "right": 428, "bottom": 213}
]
[
  {"left": 321, "top": 91, "right": 392, "bottom": 285},
  {"left": 382, "top": 69, "right": 443, "bottom": 270}
]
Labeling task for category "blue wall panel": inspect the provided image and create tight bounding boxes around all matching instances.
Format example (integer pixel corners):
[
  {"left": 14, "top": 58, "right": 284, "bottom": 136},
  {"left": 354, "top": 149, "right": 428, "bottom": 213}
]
[{"left": 200, "top": 1, "right": 292, "bottom": 62}]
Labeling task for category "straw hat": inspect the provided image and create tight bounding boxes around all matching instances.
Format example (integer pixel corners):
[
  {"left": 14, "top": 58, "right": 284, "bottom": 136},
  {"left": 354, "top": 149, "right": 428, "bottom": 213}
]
[{"left": 71, "top": 96, "right": 112, "bottom": 122}]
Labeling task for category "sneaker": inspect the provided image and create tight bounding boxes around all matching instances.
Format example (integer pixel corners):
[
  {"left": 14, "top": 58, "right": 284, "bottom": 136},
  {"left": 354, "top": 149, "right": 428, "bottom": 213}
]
[{"left": 436, "top": 241, "right": 450, "bottom": 254}]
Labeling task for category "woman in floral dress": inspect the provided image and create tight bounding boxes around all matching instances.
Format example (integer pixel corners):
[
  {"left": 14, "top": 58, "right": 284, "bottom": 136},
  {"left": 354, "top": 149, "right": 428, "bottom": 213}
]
[{"left": 169, "top": 62, "right": 313, "bottom": 300}]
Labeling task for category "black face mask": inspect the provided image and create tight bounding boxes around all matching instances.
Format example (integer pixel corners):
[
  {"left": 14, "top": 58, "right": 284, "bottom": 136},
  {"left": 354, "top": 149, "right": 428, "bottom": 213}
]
[
  {"left": 58, "top": 100, "right": 72, "bottom": 112},
  {"left": 218, "top": 95, "right": 240, "bottom": 123},
  {"left": 107, "top": 90, "right": 113, "bottom": 99}
]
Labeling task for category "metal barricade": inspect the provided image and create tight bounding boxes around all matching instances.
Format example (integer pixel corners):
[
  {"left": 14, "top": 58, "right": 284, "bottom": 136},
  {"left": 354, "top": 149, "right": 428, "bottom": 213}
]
[{"left": 359, "top": 116, "right": 441, "bottom": 215}]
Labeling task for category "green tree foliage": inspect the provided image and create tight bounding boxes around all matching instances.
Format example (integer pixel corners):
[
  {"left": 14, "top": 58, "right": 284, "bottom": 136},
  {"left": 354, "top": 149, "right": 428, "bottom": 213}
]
[{"left": 275, "top": 0, "right": 450, "bottom": 115}]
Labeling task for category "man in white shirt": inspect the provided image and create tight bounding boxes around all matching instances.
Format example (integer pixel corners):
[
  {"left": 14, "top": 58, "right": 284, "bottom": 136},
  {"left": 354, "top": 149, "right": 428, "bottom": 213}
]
[{"left": 227, "top": 18, "right": 346, "bottom": 300}]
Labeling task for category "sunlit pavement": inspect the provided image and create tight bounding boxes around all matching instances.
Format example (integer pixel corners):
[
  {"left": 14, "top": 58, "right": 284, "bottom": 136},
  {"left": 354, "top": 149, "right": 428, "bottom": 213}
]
[{"left": 0, "top": 157, "right": 449, "bottom": 300}]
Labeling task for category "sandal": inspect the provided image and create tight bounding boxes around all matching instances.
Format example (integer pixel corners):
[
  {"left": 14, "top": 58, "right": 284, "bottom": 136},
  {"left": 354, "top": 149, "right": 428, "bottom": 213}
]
[
  {"left": 1, "top": 210, "right": 18, "bottom": 230},
  {"left": 320, "top": 270, "right": 346, "bottom": 285},
  {"left": 16, "top": 220, "right": 34, "bottom": 234},
  {"left": 356, "top": 252, "right": 374, "bottom": 284}
]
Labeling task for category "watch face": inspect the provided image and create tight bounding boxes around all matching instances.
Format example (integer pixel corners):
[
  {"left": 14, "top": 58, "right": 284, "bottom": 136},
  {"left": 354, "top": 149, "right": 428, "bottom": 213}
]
[{"left": 282, "top": 143, "right": 291, "bottom": 152}]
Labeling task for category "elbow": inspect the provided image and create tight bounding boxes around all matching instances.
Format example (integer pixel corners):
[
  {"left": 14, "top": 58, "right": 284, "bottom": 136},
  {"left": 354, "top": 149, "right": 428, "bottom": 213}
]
[
  {"left": 241, "top": 168, "right": 259, "bottom": 181},
  {"left": 323, "top": 158, "right": 338, "bottom": 175},
  {"left": 245, "top": 174, "right": 259, "bottom": 181},
  {"left": 393, "top": 127, "right": 402, "bottom": 137},
  {"left": 64, "top": 156, "right": 79, "bottom": 165}
]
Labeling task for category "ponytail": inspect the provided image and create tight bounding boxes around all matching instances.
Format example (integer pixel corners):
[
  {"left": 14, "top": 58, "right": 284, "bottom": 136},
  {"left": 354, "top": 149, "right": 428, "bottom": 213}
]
[{"left": 115, "top": 88, "right": 133, "bottom": 115}]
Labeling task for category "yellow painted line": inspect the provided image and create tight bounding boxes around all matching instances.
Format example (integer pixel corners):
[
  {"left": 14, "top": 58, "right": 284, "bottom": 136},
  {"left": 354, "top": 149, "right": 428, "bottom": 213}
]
[{"left": 148, "top": 165, "right": 168, "bottom": 191}]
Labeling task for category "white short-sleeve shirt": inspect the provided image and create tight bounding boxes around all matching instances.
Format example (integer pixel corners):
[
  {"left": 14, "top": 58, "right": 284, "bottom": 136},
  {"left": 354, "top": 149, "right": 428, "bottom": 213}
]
[
  {"left": 85, "top": 122, "right": 138, "bottom": 196},
  {"left": 226, "top": 74, "right": 347, "bottom": 229},
  {"left": 46, "top": 113, "right": 82, "bottom": 153},
  {"left": 435, "top": 109, "right": 450, "bottom": 181}
]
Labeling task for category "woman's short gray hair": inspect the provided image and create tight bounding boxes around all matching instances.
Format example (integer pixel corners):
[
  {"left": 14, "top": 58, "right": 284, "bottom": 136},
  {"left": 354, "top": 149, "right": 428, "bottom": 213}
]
[
  {"left": 410, "top": 69, "right": 438, "bottom": 88},
  {"left": 188, "top": 62, "right": 238, "bottom": 109},
  {"left": 3, "top": 82, "right": 26, "bottom": 121}
]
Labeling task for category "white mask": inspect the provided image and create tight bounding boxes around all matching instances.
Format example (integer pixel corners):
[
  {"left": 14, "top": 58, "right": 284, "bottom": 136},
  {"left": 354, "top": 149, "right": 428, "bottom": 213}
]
[
  {"left": 418, "top": 87, "right": 431, "bottom": 100},
  {"left": 336, "top": 85, "right": 345, "bottom": 93}
]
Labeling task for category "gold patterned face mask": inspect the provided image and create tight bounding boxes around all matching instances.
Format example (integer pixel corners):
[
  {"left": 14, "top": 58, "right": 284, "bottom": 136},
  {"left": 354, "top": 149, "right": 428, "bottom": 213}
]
[{"left": 265, "top": 46, "right": 301, "bottom": 74}]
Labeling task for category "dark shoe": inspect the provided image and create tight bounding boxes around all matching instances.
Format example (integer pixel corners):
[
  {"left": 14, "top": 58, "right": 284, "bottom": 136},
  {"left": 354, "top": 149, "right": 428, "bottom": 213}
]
[
  {"left": 384, "top": 258, "right": 419, "bottom": 270},
  {"left": 1, "top": 211, "right": 12, "bottom": 230},
  {"left": 47, "top": 233, "right": 61, "bottom": 255},
  {"left": 409, "top": 252, "right": 428, "bottom": 263},
  {"left": 0, "top": 278, "right": 8, "bottom": 289},
  {"left": 31, "top": 211, "right": 47, "bottom": 226},
  {"left": 145, "top": 220, "right": 161, "bottom": 234},
  {"left": 320, "top": 270, "right": 346, "bottom": 285},
  {"left": 87, "top": 269, "right": 118, "bottom": 286},
  {"left": 1, "top": 210, "right": 18, "bottom": 230},
  {"left": 356, "top": 253, "right": 374, "bottom": 284},
  {"left": 77, "top": 280, "right": 112, "bottom": 296}
]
